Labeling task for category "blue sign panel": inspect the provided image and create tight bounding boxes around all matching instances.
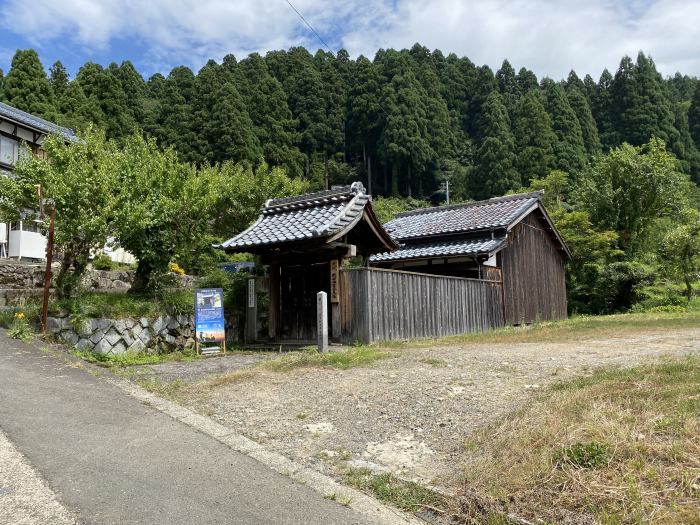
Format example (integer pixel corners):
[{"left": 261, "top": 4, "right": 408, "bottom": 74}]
[{"left": 194, "top": 288, "right": 225, "bottom": 344}]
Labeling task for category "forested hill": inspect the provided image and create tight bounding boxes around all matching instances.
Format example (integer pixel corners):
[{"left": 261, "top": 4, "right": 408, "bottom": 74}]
[{"left": 1, "top": 45, "right": 699, "bottom": 199}]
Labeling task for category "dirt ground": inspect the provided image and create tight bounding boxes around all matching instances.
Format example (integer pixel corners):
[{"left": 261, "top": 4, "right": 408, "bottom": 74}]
[{"left": 140, "top": 327, "right": 700, "bottom": 491}]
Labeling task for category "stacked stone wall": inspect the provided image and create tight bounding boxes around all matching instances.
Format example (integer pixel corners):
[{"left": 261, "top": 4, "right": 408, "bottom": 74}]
[{"left": 47, "top": 314, "right": 196, "bottom": 356}]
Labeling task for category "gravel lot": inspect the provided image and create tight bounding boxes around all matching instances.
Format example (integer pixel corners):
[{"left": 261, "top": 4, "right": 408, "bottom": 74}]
[{"left": 146, "top": 327, "right": 700, "bottom": 490}]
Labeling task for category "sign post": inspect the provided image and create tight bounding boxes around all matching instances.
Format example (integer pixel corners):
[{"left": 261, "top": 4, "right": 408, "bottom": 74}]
[
  {"left": 194, "top": 288, "right": 226, "bottom": 356},
  {"left": 316, "top": 291, "right": 328, "bottom": 352},
  {"left": 245, "top": 278, "right": 257, "bottom": 342}
]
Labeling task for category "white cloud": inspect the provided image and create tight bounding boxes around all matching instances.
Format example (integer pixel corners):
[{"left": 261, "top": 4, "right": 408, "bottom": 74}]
[{"left": 1, "top": 0, "right": 699, "bottom": 78}]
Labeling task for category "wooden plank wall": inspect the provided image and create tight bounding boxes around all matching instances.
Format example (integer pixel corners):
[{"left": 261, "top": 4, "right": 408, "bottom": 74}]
[
  {"left": 500, "top": 213, "right": 568, "bottom": 325},
  {"left": 340, "top": 267, "right": 504, "bottom": 344}
]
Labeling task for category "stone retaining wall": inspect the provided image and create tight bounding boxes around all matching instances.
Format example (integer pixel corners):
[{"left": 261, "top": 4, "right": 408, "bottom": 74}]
[
  {"left": 47, "top": 314, "right": 196, "bottom": 356},
  {"left": 0, "top": 261, "right": 133, "bottom": 290}
]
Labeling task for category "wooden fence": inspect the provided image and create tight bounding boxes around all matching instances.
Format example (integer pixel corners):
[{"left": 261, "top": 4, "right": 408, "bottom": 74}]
[{"left": 340, "top": 267, "right": 505, "bottom": 344}]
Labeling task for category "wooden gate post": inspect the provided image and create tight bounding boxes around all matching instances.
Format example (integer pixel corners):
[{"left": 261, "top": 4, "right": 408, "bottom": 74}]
[
  {"left": 268, "top": 262, "right": 280, "bottom": 340},
  {"left": 330, "top": 259, "right": 341, "bottom": 340}
]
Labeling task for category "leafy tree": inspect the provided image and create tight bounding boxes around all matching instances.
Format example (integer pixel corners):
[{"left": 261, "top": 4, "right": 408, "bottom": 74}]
[
  {"left": 237, "top": 53, "right": 302, "bottom": 177},
  {"left": 347, "top": 56, "right": 382, "bottom": 190},
  {"left": 379, "top": 70, "right": 431, "bottom": 195},
  {"left": 112, "top": 134, "right": 306, "bottom": 291},
  {"left": 591, "top": 69, "right": 616, "bottom": 149},
  {"left": 76, "top": 62, "right": 135, "bottom": 139},
  {"left": 688, "top": 82, "right": 700, "bottom": 150},
  {"left": 2, "top": 129, "right": 116, "bottom": 297},
  {"left": 495, "top": 59, "right": 520, "bottom": 114},
  {"left": 472, "top": 91, "right": 520, "bottom": 198},
  {"left": 610, "top": 53, "right": 678, "bottom": 148},
  {"left": 55, "top": 81, "right": 102, "bottom": 131},
  {"left": 575, "top": 138, "right": 689, "bottom": 253},
  {"left": 660, "top": 208, "right": 700, "bottom": 299},
  {"left": 2, "top": 49, "right": 56, "bottom": 119},
  {"left": 542, "top": 78, "right": 587, "bottom": 174},
  {"left": 49, "top": 60, "right": 69, "bottom": 98},
  {"left": 513, "top": 90, "right": 556, "bottom": 183},
  {"left": 147, "top": 66, "right": 198, "bottom": 163},
  {"left": 565, "top": 83, "right": 601, "bottom": 156},
  {"left": 208, "top": 81, "right": 262, "bottom": 165}
]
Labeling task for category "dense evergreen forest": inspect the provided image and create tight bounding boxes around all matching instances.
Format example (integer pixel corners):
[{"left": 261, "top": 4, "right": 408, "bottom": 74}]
[{"left": 1, "top": 45, "right": 699, "bottom": 200}]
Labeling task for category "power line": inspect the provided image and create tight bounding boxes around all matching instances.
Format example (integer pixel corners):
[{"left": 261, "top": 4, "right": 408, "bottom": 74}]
[{"left": 284, "top": 0, "right": 336, "bottom": 57}]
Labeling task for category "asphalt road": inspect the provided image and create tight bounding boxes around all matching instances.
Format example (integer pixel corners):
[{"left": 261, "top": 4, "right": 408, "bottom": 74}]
[{"left": 0, "top": 331, "right": 370, "bottom": 524}]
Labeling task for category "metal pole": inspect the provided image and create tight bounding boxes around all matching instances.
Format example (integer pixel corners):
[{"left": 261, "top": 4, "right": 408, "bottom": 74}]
[{"left": 41, "top": 207, "right": 54, "bottom": 334}]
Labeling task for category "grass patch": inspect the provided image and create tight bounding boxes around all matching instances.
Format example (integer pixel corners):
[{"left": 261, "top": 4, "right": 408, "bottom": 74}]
[
  {"left": 47, "top": 290, "right": 194, "bottom": 319},
  {"left": 261, "top": 346, "right": 389, "bottom": 372},
  {"left": 454, "top": 355, "right": 700, "bottom": 524},
  {"left": 71, "top": 348, "right": 200, "bottom": 368},
  {"left": 420, "top": 357, "right": 447, "bottom": 367},
  {"left": 135, "top": 378, "right": 188, "bottom": 400},
  {"left": 377, "top": 310, "right": 700, "bottom": 348},
  {"left": 344, "top": 468, "right": 449, "bottom": 514}
]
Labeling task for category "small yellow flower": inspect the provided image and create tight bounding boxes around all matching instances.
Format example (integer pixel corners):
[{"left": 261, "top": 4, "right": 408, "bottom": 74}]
[{"left": 14, "top": 312, "right": 25, "bottom": 320}]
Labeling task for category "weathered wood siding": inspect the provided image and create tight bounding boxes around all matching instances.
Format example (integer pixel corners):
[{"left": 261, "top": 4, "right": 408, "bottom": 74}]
[
  {"left": 340, "top": 267, "right": 504, "bottom": 344},
  {"left": 500, "top": 213, "right": 568, "bottom": 325}
]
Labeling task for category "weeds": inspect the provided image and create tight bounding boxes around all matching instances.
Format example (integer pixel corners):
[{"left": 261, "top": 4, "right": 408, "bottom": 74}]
[
  {"left": 261, "top": 346, "right": 389, "bottom": 372},
  {"left": 454, "top": 355, "right": 700, "bottom": 524},
  {"left": 344, "top": 468, "right": 448, "bottom": 513},
  {"left": 8, "top": 312, "right": 32, "bottom": 341},
  {"left": 71, "top": 348, "right": 200, "bottom": 367}
]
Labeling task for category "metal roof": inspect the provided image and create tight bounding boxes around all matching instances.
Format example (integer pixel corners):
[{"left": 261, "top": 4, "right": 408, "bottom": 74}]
[
  {"left": 370, "top": 236, "right": 506, "bottom": 263},
  {"left": 383, "top": 191, "right": 543, "bottom": 241},
  {"left": 219, "top": 182, "right": 386, "bottom": 250},
  {"left": 0, "top": 101, "right": 79, "bottom": 142}
]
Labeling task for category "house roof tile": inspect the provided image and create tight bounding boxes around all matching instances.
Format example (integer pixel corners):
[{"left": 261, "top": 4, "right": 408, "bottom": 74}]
[
  {"left": 219, "top": 182, "right": 381, "bottom": 250},
  {"left": 0, "top": 101, "right": 79, "bottom": 142},
  {"left": 370, "top": 236, "right": 506, "bottom": 263},
  {"left": 383, "top": 191, "right": 542, "bottom": 241}
]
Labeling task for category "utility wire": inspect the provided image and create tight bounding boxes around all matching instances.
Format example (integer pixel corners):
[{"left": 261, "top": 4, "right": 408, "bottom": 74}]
[{"left": 284, "top": 0, "right": 336, "bottom": 57}]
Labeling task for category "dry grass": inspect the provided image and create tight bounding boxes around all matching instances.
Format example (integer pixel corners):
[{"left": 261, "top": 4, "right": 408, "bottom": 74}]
[
  {"left": 454, "top": 356, "right": 700, "bottom": 525},
  {"left": 375, "top": 310, "right": 700, "bottom": 349}
]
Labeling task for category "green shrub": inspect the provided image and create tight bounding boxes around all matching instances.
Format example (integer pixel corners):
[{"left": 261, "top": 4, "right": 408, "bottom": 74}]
[
  {"left": 92, "top": 253, "right": 114, "bottom": 271},
  {"left": 555, "top": 441, "right": 609, "bottom": 469},
  {"left": 589, "top": 262, "right": 654, "bottom": 313},
  {"left": 161, "top": 290, "right": 194, "bottom": 316},
  {"left": 8, "top": 312, "right": 32, "bottom": 342},
  {"left": 645, "top": 305, "right": 688, "bottom": 313}
]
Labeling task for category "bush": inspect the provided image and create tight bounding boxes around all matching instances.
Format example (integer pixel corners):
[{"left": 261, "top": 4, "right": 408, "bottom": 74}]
[
  {"left": 589, "top": 262, "right": 654, "bottom": 313},
  {"left": 92, "top": 253, "right": 114, "bottom": 271}
]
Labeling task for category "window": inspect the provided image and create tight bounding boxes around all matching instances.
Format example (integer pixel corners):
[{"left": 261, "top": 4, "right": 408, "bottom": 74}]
[{"left": 0, "top": 136, "right": 20, "bottom": 166}]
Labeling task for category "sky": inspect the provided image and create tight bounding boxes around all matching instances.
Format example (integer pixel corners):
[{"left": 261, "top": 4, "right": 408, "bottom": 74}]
[{"left": 1, "top": 0, "right": 699, "bottom": 81}]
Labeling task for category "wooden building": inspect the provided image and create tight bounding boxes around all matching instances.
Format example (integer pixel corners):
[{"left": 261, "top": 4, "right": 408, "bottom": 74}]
[
  {"left": 220, "top": 186, "right": 570, "bottom": 343},
  {"left": 219, "top": 182, "right": 397, "bottom": 342},
  {"left": 0, "top": 101, "right": 78, "bottom": 260},
  {"left": 370, "top": 191, "right": 571, "bottom": 325}
]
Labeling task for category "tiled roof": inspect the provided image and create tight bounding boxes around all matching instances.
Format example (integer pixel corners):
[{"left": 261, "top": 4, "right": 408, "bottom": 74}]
[
  {"left": 370, "top": 236, "right": 505, "bottom": 263},
  {"left": 219, "top": 182, "right": 372, "bottom": 249},
  {"left": 0, "top": 101, "right": 79, "bottom": 142},
  {"left": 383, "top": 191, "right": 542, "bottom": 241}
]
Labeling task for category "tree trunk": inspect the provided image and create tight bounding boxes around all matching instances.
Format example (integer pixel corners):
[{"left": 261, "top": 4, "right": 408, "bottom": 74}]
[
  {"left": 407, "top": 164, "right": 412, "bottom": 197},
  {"left": 324, "top": 154, "right": 329, "bottom": 190},
  {"left": 131, "top": 260, "right": 153, "bottom": 295},
  {"left": 391, "top": 164, "right": 399, "bottom": 196},
  {"left": 367, "top": 154, "right": 372, "bottom": 195},
  {"left": 55, "top": 251, "right": 74, "bottom": 300},
  {"left": 685, "top": 277, "right": 693, "bottom": 301},
  {"left": 305, "top": 153, "right": 310, "bottom": 179}
]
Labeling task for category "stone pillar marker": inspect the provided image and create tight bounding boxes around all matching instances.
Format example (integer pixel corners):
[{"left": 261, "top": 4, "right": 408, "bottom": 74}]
[
  {"left": 317, "top": 291, "right": 328, "bottom": 352},
  {"left": 245, "top": 278, "right": 257, "bottom": 342}
]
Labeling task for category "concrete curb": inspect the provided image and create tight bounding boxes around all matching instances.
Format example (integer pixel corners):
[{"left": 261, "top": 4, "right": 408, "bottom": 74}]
[{"left": 106, "top": 375, "right": 425, "bottom": 525}]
